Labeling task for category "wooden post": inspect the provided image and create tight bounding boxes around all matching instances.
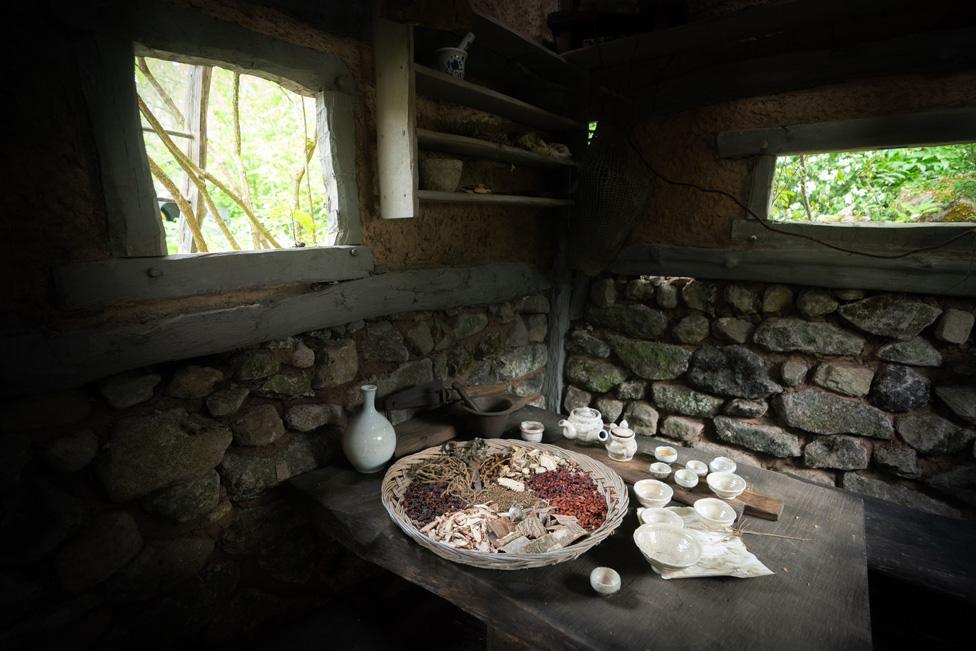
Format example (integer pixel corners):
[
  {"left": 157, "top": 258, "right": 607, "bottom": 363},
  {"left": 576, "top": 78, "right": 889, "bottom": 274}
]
[
  {"left": 374, "top": 16, "right": 418, "bottom": 219},
  {"left": 178, "top": 64, "right": 212, "bottom": 252}
]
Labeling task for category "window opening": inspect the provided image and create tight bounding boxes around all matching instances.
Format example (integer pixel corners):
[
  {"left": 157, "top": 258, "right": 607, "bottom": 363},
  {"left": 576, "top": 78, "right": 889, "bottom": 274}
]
[
  {"left": 769, "top": 144, "right": 976, "bottom": 225},
  {"left": 135, "top": 56, "right": 334, "bottom": 253}
]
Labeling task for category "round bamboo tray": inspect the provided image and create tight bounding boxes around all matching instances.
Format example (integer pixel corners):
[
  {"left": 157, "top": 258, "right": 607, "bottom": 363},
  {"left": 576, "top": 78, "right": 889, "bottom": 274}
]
[{"left": 381, "top": 439, "right": 629, "bottom": 570}]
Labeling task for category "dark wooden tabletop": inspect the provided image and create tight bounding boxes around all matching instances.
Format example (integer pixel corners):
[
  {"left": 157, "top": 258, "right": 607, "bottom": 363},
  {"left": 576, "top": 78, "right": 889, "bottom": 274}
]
[{"left": 290, "top": 407, "right": 872, "bottom": 650}]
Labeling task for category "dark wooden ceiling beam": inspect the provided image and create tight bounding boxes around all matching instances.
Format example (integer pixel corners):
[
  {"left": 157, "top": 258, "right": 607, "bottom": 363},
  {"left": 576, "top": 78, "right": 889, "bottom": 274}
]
[
  {"left": 640, "top": 26, "right": 976, "bottom": 113},
  {"left": 563, "top": 0, "right": 951, "bottom": 71}
]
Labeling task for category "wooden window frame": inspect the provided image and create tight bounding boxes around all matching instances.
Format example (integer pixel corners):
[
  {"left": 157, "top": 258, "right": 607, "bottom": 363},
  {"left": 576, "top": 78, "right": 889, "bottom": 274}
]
[
  {"left": 62, "top": 0, "right": 369, "bottom": 308},
  {"left": 719, "top": 108, "right": 976, "bottom": 256}
]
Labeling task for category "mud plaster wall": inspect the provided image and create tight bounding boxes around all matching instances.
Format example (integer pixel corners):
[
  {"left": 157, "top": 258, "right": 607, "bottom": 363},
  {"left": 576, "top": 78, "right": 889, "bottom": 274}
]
[
  {"left": 0, "top": 0, "right": 559, "bottom": 329},
  {"left": 625, "top": 70, "right": 976, "bottom": 249}
]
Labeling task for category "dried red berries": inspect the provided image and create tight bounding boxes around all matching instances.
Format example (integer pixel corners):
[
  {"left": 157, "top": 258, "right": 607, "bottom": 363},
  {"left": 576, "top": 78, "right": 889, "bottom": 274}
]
[
  {"left": 402, "top": 481, "right": 467, "bottom": 527},
  {"left": 526, "top": 469, "right": 607, "bottom": 530}
]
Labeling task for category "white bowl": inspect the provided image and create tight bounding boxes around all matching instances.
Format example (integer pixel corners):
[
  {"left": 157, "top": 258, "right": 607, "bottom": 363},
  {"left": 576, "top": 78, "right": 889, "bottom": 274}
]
[
  {"left": 654, "top": 446, "right": 678, "bottom": 463},
  {"left": 633, "top": 524, "right": 702, "bottom": 571},
  {"left": 638, "top": 508, "right": 684, "bottom": 528},
  {"left": 649, "top": 462, "right": 672, "bottom": 480},
  {"left": 520, "top": 420, "right": 544, "bottom": 443},
  {"left": 694, "top": 498, "right": 737, "bottom": 530},
  {"left": 589, "top": 566, "right": 621, "bottom": 596},
  {"left": 674, "top": 468, "right": 698, "bottom": 489},
  {"left": 686, "top": 460, "right": 708, "bottom": 477},
  {"left": 707, "top": 472, "right": 747, "bottom": 500},
  {"left": 633, "top": 479, "right": 673, "bottom": 508},
  {"left": 709, "top": 456, "right": 737, "bottom": 474}
]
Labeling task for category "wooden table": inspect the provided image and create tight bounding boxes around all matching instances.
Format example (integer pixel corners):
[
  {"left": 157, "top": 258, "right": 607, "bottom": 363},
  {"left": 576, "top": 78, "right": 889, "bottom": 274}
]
[{"left": 291, "top": 409, "right": 872, "bottom": 650}]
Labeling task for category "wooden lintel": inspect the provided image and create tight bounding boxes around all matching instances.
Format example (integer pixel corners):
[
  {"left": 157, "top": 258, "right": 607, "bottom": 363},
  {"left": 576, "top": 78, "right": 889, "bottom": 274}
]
[
  {"left": 719, "top": 109, "right": 976, "bottom": 159},
  {"left": 6, "top": 263, "right": 551, "bottom": 393},
  {"left": 609, "top": 243, "right": 976, "bottom": 297},
  {"left": 730, "top": 219, "right": 976, "bottom": 257},
  {"left": 53, "top": 246, "right": 376, "bottom": 309}
]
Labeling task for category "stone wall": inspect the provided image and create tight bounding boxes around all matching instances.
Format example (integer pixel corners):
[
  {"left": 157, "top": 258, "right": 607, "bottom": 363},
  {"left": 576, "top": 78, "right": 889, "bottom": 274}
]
[
  {"left": 564, "top": 276, "right": 975, "bottom": 518},
  {"left": 0, "top": 294, "right": 549, "bottom": 648}
]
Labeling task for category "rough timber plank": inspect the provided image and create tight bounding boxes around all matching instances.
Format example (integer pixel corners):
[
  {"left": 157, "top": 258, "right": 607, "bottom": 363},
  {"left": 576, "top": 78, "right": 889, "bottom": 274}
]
[
  {"left": 3, "top": 263, "right": 551, "bottom": 393},
  {"left": 556, "top": 441, "right": 783, "bottom": 521},
  {"left": 291, "top": 449, "right": 871, "bottom": 650},
  {"left": 374, "top": 17, "right": 418, "bottom": 219},
  {"left": 75, "top": 29, "right": 165, "bottom": 257},
  {"left": 54, "top": 246, "right": 374, "bottom": 309},
  {"left": 415, "top": 65, "right": 585, "bottom": 131},
  {"left": 718, "top": 108, "right": 976, "bottom": 159},
  {"left": 610, "top": 243, "right": 976, "bottom": 297},
  {"left": 418, "top": 191, "right": 573, "bottom": 207},
  {"left": 417, "top": 129, "right": 578, "bottom": 168},
  {"left": 394, "top": 414, "right": 456, "bottom": 459}
]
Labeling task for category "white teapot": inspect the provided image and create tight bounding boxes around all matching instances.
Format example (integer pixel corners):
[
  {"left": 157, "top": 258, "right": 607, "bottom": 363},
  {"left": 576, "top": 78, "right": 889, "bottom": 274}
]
[{"left": 558, "top": 407, "right": 609, "bottom": 445}]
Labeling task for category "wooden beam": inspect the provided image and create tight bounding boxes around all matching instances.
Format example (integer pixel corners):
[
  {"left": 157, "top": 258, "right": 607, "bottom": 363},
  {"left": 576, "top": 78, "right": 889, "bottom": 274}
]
[
  {"left": 731, "top": 220, "right": 976, "bottom": 257},
  {"left": 418, "top": 191, "right": 573, "bottom": 207},
  {"left": 8, "top": 263, "right": 551, "bottom": 393},
  {"left": 125, "top": 0, "right": 349, "bottom": 96},
  {"left": 468, "top": 10, "right": 584, "bottom": 86},
  {"left": 75, "top": 30, "right": 165, "bottom": 257},
  {"left": 53, "top": 246, "right": 375, "bottom": 309},
  {"left": 745, "top": 155, "right": 776, "bottom": 220},
  {"left": 719, "top": 109, "right": 976, "bottom": 159},
  {"left": 318, "top": 89, "right": 363, "bottom": 243},
  {"left": 642, "top": 26, "right": 976, "bottom": 113},
  {"left": 178, "top": 64, "right": 211, "bottom": 253},
  {"left": 610, "top": 243, "right": 976, "bottom": 297},
  {"left": 563, "top": 0, "right": 921, "bottom": 70},
  {"left": 415, "top": 65, "right": 585, "bottom": 132},
  {"left": 374, "top": 17, "right": 419, "bottom": 220},
  {"left": 417, "top": 129, "right": 578, "bottom": 169}
]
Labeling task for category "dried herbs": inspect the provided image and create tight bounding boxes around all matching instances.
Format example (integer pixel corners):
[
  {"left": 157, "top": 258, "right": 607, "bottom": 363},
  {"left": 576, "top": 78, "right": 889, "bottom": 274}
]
[
  {"left": 402, "top": 480, "right": 467, "bottom": 527},
  {"left": 398, "top": 441, "right": 610, "bottom": 552}
]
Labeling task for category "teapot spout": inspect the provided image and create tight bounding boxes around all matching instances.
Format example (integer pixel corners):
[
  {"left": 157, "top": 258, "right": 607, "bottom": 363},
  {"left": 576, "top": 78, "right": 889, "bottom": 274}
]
[{"left": 557, "top": 419, "right": 577, "bottom": 439}]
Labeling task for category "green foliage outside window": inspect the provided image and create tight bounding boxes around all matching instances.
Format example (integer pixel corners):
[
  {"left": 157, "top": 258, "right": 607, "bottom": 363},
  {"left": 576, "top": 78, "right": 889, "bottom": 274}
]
[
  {"left": 769, "top": 144, "right": 976, "bottom": 224},
  {"left": 136, "top": 57, "right": 330, "bottom": 253}
]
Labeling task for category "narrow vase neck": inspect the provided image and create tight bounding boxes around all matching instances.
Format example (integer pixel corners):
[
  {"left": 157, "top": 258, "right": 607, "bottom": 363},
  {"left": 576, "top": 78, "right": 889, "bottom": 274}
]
[{"left": 361, "top": 385, "right": 378, "bottom": 413}]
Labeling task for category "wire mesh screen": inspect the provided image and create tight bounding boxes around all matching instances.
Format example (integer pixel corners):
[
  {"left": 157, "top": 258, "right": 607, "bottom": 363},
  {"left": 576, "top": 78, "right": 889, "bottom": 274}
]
[{"left": 571, "top": 125, "right": 651, "bottom": 275}]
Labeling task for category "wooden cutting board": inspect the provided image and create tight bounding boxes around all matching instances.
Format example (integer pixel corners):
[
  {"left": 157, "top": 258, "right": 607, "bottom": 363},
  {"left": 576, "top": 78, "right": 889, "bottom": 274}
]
[{"left": 565, "top": 444, "right": 785, "bottom": 521}]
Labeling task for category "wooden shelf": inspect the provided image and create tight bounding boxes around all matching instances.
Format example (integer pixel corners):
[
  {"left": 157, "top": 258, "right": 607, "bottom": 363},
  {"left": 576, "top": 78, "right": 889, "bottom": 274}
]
[
  {"left": 468, "top": 11, "right": 584, "bottom": 86},
  {"left": 419, "top": 190, "right": 573, "bottom": 207},
  {"left": 417, "top": 129, "right": 578, "bottom": 169},
  {"left": 415, "top": 65, "right": 585, "bottom": 132}
]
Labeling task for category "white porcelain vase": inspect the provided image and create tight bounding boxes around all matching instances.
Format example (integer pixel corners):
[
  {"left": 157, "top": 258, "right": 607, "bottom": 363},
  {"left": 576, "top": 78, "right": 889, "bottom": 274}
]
[{"left": 342, "top": 384, "right": 396, "bottom": 474}]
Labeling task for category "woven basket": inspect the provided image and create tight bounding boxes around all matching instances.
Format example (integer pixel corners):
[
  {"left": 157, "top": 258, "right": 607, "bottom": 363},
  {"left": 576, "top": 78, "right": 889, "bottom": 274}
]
[{"left": 381, "top": 439, "right": 629, "bottom": 570}]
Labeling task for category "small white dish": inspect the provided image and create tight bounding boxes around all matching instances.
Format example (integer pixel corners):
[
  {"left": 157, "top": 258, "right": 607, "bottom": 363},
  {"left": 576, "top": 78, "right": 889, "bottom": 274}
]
[
  {"left": 707, "top": 472, "right": 747, "bottom": 500},
  {"left": 633, "top": 524, "right": 702, "bottom": 571},
  {"left": 674, "top": 468, "right": 698, "bottom": 489},
  {"left": 520, "top": 420, "right": 544, "bottom": 443},
  {"left": 638, "top": 508, "right": 684, "bottom": 528},
  {"left": 685, "top": 460, "right": 708, "bottom": 477},
  {"left": 654, "top": 446, "right": 678, "bottom": 463},
  {"left": 649, "top": 461, "right": 672, "bottom": 480},
  {"left": 709, "top": 456, "right": 736, "bottom": 474},
  {"left": 633, "top": 479, "right": 674, "bottom": 508},
  {"left": 590, "top": 566, "right": 621, "bottom": 596},
  {"left": 694, "top": 497, "right": 737, "bottom": 530}
]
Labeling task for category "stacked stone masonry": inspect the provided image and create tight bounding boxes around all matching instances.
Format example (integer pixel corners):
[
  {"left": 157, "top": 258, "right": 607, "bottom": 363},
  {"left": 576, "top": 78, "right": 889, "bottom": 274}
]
[
  {"left": 0, "top": 295, "right": 550, "bottom": 648},
  {"left": 564, "top": 276, "right": 975, "bottom": 519}
]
